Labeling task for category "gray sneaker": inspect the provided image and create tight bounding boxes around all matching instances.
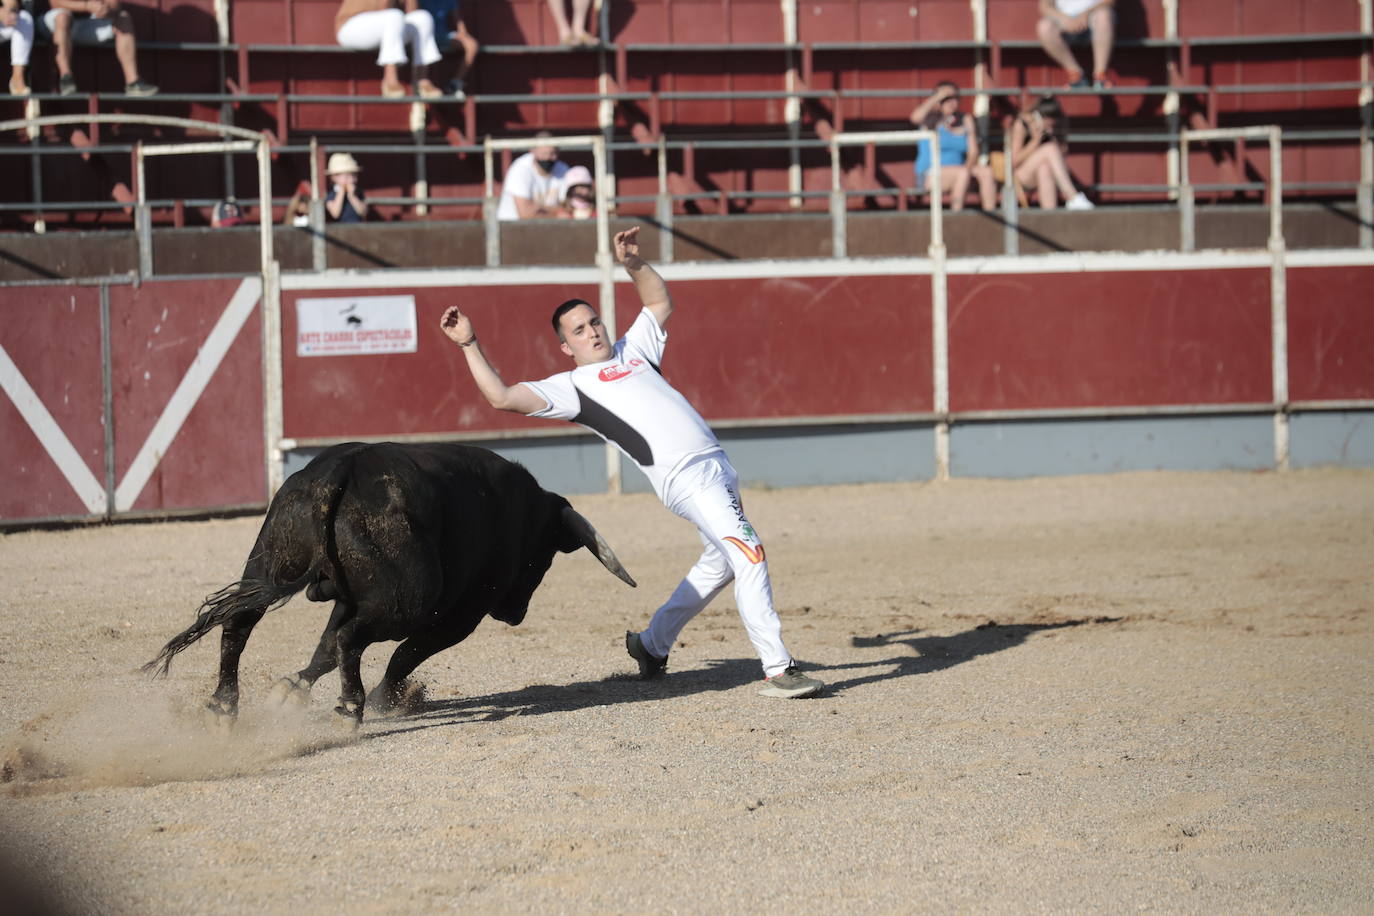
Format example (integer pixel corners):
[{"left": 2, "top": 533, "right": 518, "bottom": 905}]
[
  {"left": 625, "top": 631, "right": 667, "bottom": 679},
  {"left": 759, "top": 665, "right": 824, "bottom": 698}
]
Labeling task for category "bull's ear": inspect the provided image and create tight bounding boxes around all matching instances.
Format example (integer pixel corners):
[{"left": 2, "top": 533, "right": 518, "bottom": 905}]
[{"left": 559, "top": 506, "right": 637, "bottom": 588}]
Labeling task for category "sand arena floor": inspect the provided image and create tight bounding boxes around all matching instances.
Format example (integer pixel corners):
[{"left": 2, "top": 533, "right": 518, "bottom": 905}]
[{"left": 1, "top": 468, "right": 1371, "bottom": 913}]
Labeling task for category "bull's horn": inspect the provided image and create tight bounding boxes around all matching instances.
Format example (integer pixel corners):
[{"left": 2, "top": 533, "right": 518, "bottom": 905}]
[{"left": 561, "top": 506, "right": 637, "bottom": 588}]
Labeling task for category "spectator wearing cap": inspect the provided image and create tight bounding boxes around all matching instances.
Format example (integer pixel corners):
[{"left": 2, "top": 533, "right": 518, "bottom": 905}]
[
  {"left": 335, "top": 0, "right": 443, "bottom": 99},
  {"left": 558, "top": 165, "right": 595, "bottom": 220},
  {"left": 325, "top": 153, "right": 369, "bottom": 223},
  {"left": 1, "top": 0, "right": 33, "bottom": 96},
  {"left": 212, "top": 198, "right": 245, "bottom": 228},
  {"left": 1037, "top": 0, "right": 1115, "bottom": 90},
  {"left": 496, "top": 131, "right": 570, "bottom": 220},
  {"left": 44, "top": 0, "right": 158, "bottom": 96}
]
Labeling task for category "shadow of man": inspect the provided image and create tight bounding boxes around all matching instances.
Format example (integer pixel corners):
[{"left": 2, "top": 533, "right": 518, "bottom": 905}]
[{"left": 825, "top": 617, "right": 1120, "bottom": 692}]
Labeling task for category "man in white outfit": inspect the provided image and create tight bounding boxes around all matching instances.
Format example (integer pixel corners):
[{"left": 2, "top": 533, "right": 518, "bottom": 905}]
[
  {"left": 496, "top": 131, "right": 570, "bottom": 220},
  {"left": 440, "top": 227, "right": 824, "bottom": 698},
  {"left": 335, "top": 0, "right": 443, "bottom": 98},
  {"left": 0, "top": 0, "right": 32, "bottom": 95}
]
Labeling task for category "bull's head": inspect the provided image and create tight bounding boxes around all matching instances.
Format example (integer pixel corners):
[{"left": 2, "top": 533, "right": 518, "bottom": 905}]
[{"left": 489, "top": 502, "right": 635, "bottom": 626}]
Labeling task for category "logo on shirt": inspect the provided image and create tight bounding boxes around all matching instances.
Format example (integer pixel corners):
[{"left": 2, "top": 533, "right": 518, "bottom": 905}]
[{"left": 597, "top": 359, "right": 642, "bottom": 383}]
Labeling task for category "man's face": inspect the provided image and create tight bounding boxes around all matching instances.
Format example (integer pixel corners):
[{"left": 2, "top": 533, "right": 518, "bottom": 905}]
[
  {"left": 557, "top": 304, "right": 611, "bottom": 365},
  {"left": 533, "top": 145, "right": 559, "bottom": 173}
]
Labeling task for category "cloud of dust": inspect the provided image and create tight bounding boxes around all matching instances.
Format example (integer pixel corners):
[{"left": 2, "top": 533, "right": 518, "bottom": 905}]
[{"left": 1, "top": 681, "right": 361, "bottom": 796}]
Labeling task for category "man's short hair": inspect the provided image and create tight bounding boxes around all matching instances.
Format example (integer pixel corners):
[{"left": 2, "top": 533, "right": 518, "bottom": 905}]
[{"left": 551, "top": 298, "right": 593, "bottom": 340}]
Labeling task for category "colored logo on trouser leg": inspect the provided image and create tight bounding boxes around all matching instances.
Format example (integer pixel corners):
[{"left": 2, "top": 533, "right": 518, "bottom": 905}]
[{"left": 724, "top": 536, "right": 765, "bottom": 564}]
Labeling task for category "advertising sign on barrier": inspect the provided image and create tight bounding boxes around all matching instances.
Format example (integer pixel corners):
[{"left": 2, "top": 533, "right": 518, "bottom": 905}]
[{"left": 296, "top": 295, "right": 418, "bottom": 357}]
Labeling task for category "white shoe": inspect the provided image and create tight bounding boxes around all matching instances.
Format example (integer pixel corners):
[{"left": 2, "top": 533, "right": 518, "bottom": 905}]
[{"left": 1066, "top": 191, "right": 1095, "bottom": 211}]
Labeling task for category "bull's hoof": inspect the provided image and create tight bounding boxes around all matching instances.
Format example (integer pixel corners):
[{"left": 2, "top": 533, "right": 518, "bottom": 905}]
[
  {"left": 365, "top": 678, "right": 427, "bottom": 718},
  {"left": 332, "top": 701, "right": 362, "bottom": 731},
  {"left": 202, "top": 700, "right": 237, "bottom": 733},
  {"left": 268, "top": 676, "right": 312, "bottom": 708}
]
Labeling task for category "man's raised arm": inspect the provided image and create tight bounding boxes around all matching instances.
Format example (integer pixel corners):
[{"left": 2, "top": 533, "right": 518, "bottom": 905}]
[
  {"left": 440, "top": 307, "right": 548, "bottom": 415},
  {"left": 614, "top": 226, "right": 673, "bottom": 327}
]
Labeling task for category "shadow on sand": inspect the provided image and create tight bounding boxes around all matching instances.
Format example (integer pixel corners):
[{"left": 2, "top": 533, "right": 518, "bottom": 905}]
[{"left": 364, "top": 616, "right": 1123, "bottom": 739}]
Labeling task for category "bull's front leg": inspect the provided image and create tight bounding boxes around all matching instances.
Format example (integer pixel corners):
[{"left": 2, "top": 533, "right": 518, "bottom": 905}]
[{"left": 208, "top": 610, "right": 266, "bottom": 721}]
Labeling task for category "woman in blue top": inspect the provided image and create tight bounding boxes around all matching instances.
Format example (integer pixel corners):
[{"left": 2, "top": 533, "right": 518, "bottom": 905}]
[{"left": 910, "top": 81, "right": 996, "bottom": 212}]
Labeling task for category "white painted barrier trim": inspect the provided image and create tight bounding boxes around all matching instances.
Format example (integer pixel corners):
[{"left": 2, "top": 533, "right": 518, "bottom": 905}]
[
  {"left": 0, "top": 342, "right": 107, "bottom": 514},
  {"left": 280, "top": 248, "right": 1374, "bottom": 292},
  {"left": 114, "top": 277, "right": 262, "bottom": 511}
]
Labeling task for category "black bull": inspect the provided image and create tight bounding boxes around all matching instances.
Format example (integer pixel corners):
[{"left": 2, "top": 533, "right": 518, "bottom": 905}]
[{"left": 144, "top": 442, "right": 636, "bottom": 722}]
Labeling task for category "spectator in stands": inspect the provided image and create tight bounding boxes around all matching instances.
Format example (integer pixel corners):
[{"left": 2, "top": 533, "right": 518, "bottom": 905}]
[
  {"left": 335, "top": 0, "right": 443, "bottom": 99},
  {"left": 44, "top": 0, "right": 158, "bottom": 96},
  {"left": 211, "top": 197, "right": 245, "bottom": 228},
  {"left": 1036, "top": 0, "right": 1115, "bottom": 90},
  {"left": 547, "top": 0, "right": 596, "bottom": 48},
  {"left": 418, "top": 0, "right": 478, "bottom": 99},
  {"left": 284, "top": 181, "right": 312, "bottom": 227},
  {"left": 497, "top": 132, "right": 571, "bottom": 220},
  {"left": 909, "top": 81, "right": 997, "bottom": 213},
  {"left": 1010, "top": 95, "right": 1094, "bottom": 210},
  {"left": 558, "top": 164, "right": 595, "bottom": 220},
  {"left": 325, "top": 152, "right": 370, "bottom": 222},
  {"left": 0, "top": 0, "right": 32, "bottom": 95}
]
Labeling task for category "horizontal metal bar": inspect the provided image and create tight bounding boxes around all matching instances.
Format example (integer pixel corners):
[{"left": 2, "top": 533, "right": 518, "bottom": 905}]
[
  {"left": 141, "top": 140, "right": 257, "bottom": 156},
  {"left": 1182, "top": 125, "right": 1279, "bottom": 142},
  {"left": 1187, "top": 31, "right": 1370, "bottom": 47},
  {"left": 1212, "top": 81, "right": 1372, "bottom": 94},
  {"left": 950, "top": 402, "right": 1279, "bottom": 422}
]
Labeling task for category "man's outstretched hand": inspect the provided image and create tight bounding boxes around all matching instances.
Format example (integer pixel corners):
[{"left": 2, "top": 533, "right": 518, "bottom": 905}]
[
  {"left": 613, "top": 226, "right": 643, "bottom": 266},
  {"left": 440, "top": 306, "right": 476, "bottom": 346}
]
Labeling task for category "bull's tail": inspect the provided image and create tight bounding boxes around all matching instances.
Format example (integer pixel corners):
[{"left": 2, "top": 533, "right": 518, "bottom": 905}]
[
  {"left": 141, "top": 575, "right": 311, "bottom": 678},
  {"left": 143, "top": 446, "right": 360, "bottom": 678}
]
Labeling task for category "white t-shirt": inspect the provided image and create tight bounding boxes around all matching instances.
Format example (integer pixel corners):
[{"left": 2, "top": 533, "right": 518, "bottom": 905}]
[
  {"left": 496, "top": 152, "right": 570, "bottom": 220},
  {"left": 522, "top": 309, "right": 722, "bottom": 501},
  {"left": 1054, "top": 0, "right": 1101, "bottom": 17}
]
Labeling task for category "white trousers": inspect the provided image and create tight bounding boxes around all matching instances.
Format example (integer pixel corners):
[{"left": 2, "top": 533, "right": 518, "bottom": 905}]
[
  {"left": 336, "top": 9, "right": 441, "bottom": 69},
  {"left": 2, "top": 10, "right": 34, "bottom": 66},
  {"left": 639, "top": 453, "right": 793, "bottom": 677}
]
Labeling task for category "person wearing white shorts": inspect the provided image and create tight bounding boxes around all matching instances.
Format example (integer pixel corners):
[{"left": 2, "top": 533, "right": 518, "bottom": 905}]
[
  {"left": 43, "top": 0, "right": 157, "bottom": 96},
  {"left": 440, "top": 227, "right": 825, "bottom": 699},
  {"left": 335, "top": 0, "right": 443, "bottom": 99},
  {"left": 0, "top": 0, "right": 33, "bottom": 95}
]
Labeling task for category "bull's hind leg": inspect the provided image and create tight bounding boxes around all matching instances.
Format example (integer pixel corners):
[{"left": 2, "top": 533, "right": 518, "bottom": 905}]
[
  {"left": 367, "top": 616, "right": 483, "bottom": 716},
  {"left": 332, "top": 619, "right": 371, "bottom": 725},
  {"left": 269, "top": 599, "right": 351, "bottom": 707},
  {"left": 208, "top": 610, "right": 266, "bottom": 720}
]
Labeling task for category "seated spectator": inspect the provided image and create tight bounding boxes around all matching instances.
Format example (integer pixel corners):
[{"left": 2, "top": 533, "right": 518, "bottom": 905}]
[
  {"left": 335, "top": 0, "right": 443, "bottom": 99},
  {"left": 283, "top": 180, "right": 312, "bottom": 227},
  {"left": 417, "top": 0, "right": 478, "bottom": 100},
  {"left": 1, "top": 0, "right": 33, "bottom": 95},
  {"left": 324, "top": 153, "right": 369, "bottom": 222},
  {"left": 44, "top": 0, "right": 158, "bottom": 96},
  {"left": 496, "top": 132, "right": 570, "bottom": 220},
  {"left": 1009, "top": 95, "right": 1094, "bottom": 210},
  {"left": 558, "top": 165, "right": 595, "bottom": 220},
  {"left": 1037, "top": 0, "right": 1115, "bottom": 89},
  {"left": 909, "top": 81, "right": 996, "bottom": 212},
  {"left": 211, "top": 197, "right": 245, "bottom": 227},
  {"left": 547, "top": 0, "right": 596, "bottom": 48}
]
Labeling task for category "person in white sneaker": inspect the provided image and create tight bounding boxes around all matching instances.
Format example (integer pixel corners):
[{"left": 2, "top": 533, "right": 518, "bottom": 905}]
[
  {"left": 440, "top": 227, "right": 824, "bottom": 699},
  {"left": 1010, "top": 94, "right": 1095, "bottom": 210},
  {"left": 0, "top": 0, "right": 33, "bottom": 96}
]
